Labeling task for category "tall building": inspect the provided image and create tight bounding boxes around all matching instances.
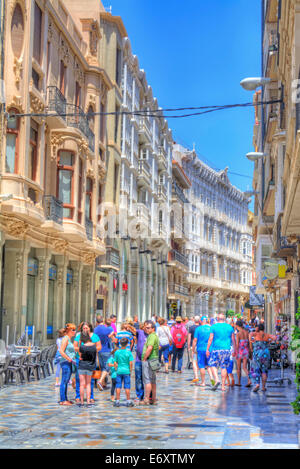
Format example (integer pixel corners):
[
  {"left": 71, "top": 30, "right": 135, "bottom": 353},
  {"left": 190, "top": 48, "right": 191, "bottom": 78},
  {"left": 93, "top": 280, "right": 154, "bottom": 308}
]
[
  {"left": 174, "top": 145, "right": 252, "bottom": 316},
  {"left": 0, "top": 0, "right": 109, "bottom": 342},
  {"left": 250, "top": 0, "right": 300, "bottom": 335}
]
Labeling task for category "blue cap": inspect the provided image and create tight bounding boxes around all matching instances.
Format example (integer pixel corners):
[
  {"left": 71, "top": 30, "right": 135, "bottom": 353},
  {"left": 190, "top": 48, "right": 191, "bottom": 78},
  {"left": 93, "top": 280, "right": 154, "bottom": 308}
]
[{"left": 201, "top": 316, "right": 208, "bottom": 321}]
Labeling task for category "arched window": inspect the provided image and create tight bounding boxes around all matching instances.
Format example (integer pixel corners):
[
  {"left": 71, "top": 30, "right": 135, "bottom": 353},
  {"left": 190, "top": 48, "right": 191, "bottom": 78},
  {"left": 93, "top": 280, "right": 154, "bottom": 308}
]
[{"left": 5, "top": 109, "right": 20, "bottom": 173}]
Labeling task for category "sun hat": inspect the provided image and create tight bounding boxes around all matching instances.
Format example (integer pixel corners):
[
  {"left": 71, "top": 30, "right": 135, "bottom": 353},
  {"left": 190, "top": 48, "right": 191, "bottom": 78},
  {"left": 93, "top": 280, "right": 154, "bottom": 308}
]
[{"left": 175, "top": 316, "right": 183, "bottom": 322}]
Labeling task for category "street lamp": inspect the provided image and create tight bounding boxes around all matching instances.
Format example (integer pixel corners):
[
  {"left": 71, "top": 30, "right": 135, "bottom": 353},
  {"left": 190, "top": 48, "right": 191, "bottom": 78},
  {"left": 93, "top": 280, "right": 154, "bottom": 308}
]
[
  {"left": 244, "top": 190, "right": 259, "bottom": 198},
  {"left": 246, "top": 152, "right": 267, "bottom": 162},
  {"left": 240, "top": 77, "right": 271, "bottom": 91}
]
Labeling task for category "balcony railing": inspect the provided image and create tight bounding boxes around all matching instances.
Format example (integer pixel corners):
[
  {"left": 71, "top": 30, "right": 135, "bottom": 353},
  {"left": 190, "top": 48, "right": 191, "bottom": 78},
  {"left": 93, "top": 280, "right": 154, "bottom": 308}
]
[
  {"left": 66, "top": 104, "right": 95, "bottom": 152},
  {"left": 47, "top": 86, "right": 66, "bottom": 118},
  {"left": 169, "top": 249, "right": 189, "bottom": 268},
  {"left": 85, "top": 217, "right": 93, "bottom": 241},
  {"left": 168, "top": 283, "right": 189, "bottom": 297},
  {"left": 44, "top": 195, "right": 63, "bottom": 224},
  {"left": 173, "top": 181, "right": 189, "bottom": 204}
]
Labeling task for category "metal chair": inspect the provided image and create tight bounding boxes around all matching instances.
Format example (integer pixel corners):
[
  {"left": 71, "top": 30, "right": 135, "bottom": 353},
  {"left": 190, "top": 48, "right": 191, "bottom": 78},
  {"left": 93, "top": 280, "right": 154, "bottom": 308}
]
[
  {"left": 29, "top": 352, "right": 41, "bottom": 381},
  {"left": 39, "top": 347, "right": 51, "bottom": 379},
  {"left": 0, "top": 355, "right": 11, "bottom": 387},
  {"left": 7, "top": 355, "right": 27, "bottom": 384}
]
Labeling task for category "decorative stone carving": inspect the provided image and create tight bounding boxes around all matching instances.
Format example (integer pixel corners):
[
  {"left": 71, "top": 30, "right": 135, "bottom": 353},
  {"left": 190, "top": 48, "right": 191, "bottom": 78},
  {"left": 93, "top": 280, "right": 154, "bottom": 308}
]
[
  {"left": 78, "top": 137, "right": 89, "bottom": 156},
  {"left": 6, "top": 219, "right": 29, "bottom": 237},
  {"left": 52, "top": 238, "right": 68, "bottom": 253},
  {"left": 86, "top": 168, "right": 95, "bottom": 180},
  {"left": 29, "top": 90, "right": 45, "bottom": 113},
  {"left": 50, "top": 134, "right": 64, "bottom": 161},
  {"left": 59, "top": 38, "right": 71, "bottom": 66},
  {"left": 15, "top": 252, "right": 22, "bottom": 279},
  {"left": 74, "top": 61, "right": 84, "bottom": 86},
  {"left": 13, "top": 58, "right": 23, "bottom": 87},
  {"left": 83, "top": 252, "right": 96, "bottom": 265},
  {"left": 57, "top": 267, "right": 64, "bottom": 287},
  {"left": 48, "top": 20, "right": 54, "bottom": 40}
]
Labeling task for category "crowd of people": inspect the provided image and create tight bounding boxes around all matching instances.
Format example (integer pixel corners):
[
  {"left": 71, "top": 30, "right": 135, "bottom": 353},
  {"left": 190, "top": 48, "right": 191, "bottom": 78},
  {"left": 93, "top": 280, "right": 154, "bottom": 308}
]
[{"left": 55, "top": 312, "right": 275, "bottom": 407}]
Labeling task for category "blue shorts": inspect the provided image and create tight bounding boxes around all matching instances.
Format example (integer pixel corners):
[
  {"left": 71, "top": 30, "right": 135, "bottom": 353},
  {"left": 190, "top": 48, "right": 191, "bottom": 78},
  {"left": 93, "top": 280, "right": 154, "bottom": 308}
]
[
  {"left": 197, "top": 351, "right": 209, "bottom": 369},
  {"left": 116, "top": 374, "right": 131, "bottom": 389},
  {"left": 227, "top": 360, "right": 234, "bottom": 374},
  {"left": 208, "top": 350, "right": 231, "bottom": 370},
  {"left": 98, "top": 352, "right": 111, "bottom": 372}
]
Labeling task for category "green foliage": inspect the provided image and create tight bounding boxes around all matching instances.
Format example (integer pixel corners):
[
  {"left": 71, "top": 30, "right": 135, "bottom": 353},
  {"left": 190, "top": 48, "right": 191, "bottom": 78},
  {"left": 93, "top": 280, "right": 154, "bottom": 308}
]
[
  {"left": 290, "top": 300, "right": 300, "bottom": 414},
  {"left": 226, "top": 309, "right": 235, "bottom": 318}
]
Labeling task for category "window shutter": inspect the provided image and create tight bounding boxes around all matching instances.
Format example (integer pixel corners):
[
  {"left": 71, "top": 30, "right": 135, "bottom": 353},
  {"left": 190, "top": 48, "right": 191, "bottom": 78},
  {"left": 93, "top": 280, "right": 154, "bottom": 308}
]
[{"left": 33, "top": 2, "right": 42, "bottom": 63}]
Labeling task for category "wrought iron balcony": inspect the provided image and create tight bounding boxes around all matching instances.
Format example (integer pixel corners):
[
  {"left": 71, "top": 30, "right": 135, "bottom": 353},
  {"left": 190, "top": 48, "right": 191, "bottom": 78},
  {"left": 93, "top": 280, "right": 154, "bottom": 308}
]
[
  {"left": 98, "top": 245, "right": 120, "bottom": 270},
  {"left": 47, "top": 86, "right": 66, "bottom": 118},
  {"left": 44, "top": 195, "right": 63, "bottom": 224},
  {"left": 85, "top": 217, "right": 93, "bottom": 241},
  {"left": 172, "top": 181, "right": 189, "bottom": 204},
  {"left": 168, "top": 249, "right": 189, "bottom": 268},
  {"left": 168, "top": 283, "right": 189, "bottom": 297},
  {"left": 66, "top": 104, "right": 95, "bottom": 152}
]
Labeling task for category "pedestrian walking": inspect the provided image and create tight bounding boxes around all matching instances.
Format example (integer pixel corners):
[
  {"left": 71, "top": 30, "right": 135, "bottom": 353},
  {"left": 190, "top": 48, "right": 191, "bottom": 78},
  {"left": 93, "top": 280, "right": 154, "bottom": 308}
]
[
  {"left": 94, "top": 317, "right": 115, "bottom": 391},
  {"left": 113, "top": 338, "right": 134, "bottom": 407},
  {"left": 141, "top": 320, "right": 160, "bottom": 405},
  {"left": 134, "top": 322, "right": 147, "bottom": 403},
  {"left": 235, "top": 319, "right": 252, "bottom": 387},
  {"left": 54, "top": 328, "right": 65, "bottom": 387},
  {"left": 107, "top": 348, "right": 118, "bottom": 401},
  {"left": 59, "top": 323, "right": 77, "bottom": 406},
  {"left": 206, "top": 313, "right": 236, "bottom": 392},
  {"left": 157, "top": 318, "right": 173, "bottom": 374},
  {"left": 250, "top": 324, "right": 275, "bottom": 393},
  {"left": 74, "top": 322, "right": 101, "bottom": 403},
  {"left": 171, "top": 316, "right": 188, "bottom": 373},
  {"left": 188, "top": 316, "right": 200, "bottom": 382},
  {"left": 193, "top": 316, "right": 214, "bottom": 387}
]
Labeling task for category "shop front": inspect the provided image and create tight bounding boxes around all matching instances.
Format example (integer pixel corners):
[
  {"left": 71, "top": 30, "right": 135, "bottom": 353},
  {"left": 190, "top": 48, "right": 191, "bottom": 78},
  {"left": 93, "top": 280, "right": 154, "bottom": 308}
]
[{"left": 95, "top": 270, "right": 108, "bottom": 319}]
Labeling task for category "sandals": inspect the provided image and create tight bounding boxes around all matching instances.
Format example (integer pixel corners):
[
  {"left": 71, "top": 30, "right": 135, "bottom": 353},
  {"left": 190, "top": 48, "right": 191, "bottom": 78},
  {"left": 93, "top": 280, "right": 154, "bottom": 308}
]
[
  {"left": 253, "top": 385, "right": 260, "bottom": 393},
  {"left": 60, "top": 401, "right": 73, "bottom": 406},
  {"left": 140, "top": 399, "right": 150, "bottom": 405}
]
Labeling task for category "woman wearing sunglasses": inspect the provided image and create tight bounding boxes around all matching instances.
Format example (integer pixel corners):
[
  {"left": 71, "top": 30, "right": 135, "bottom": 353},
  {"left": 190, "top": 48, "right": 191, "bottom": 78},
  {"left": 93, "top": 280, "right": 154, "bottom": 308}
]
[{"left": 59, "top": 323, "right": 77, "bottom": 406}]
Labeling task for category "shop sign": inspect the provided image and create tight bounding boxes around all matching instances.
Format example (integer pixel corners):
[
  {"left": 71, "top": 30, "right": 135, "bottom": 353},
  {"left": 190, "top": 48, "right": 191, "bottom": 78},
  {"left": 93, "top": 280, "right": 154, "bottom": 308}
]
[
  {"left": 122, "top": 283, "right": 128, "bottom": 291},
  {"left": 47, "top": 326, "right": 53, "bottom": 335},
  {"left": 96, "top": 271, "right": 108, "bottom": 296}
]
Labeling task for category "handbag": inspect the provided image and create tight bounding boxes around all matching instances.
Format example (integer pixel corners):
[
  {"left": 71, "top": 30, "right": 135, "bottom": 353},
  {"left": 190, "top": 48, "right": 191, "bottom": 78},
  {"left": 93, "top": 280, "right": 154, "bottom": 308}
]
[
  {"left": 92, "top": 351, "right": 101, "bottom": 380},
  {"left": 148, "top": 358, "right": 161, "bottom": 372}
]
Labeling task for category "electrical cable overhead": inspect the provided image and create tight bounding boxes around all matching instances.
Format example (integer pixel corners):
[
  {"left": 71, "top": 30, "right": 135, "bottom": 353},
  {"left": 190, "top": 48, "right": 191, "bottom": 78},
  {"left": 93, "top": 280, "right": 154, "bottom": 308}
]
[{"left": 8, "top": 99, "right": 282, "bottom": 120}]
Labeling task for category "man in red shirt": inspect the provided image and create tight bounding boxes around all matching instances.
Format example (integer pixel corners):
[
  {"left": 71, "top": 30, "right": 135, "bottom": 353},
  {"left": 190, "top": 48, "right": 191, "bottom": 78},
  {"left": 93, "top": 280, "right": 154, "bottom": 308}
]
[{"left": 171, "top": 316, "right": 188, "bottom": 373}]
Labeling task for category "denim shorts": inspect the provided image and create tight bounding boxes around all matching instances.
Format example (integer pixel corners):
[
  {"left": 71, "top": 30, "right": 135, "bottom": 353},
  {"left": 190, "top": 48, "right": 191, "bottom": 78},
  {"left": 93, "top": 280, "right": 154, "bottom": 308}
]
[
  {"left": 78, "top": 369, "right": 93, "bottom": 376},
  {"left": 98, "top": 352, "right": 111, "bottom": 372},
  {"left": 116, "top": 374, "right": 131, "bottom": 389}
]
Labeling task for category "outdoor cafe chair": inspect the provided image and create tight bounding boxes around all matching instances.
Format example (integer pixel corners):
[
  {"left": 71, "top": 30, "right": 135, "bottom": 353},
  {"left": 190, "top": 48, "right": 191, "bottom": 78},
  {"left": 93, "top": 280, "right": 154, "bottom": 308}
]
[
  {"left": 0, "top": 355, "right": 11, "bottom": 387},
  {"left": 7, "top": 355, "right": 27, "bottom": 385}
]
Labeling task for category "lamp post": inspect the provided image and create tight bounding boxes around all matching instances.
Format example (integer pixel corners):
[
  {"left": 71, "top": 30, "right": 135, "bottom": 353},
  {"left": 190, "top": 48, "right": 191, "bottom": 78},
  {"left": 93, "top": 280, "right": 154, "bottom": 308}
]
[{"left": 240, "top": 77, "right": 271, "bottom": 91}]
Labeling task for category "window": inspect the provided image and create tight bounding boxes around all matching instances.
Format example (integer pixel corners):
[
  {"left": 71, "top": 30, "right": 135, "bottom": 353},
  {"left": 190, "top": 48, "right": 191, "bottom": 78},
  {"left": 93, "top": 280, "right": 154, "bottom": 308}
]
[
  {"left": 100, "top": 102, "right": 106, "bottom": 142},
  {"left": 59, "top": 60, "right": 66, "bottom": 95},
  {"left": 32, "top": 67, "right": 40, "bottom": 89},
  {"left": 29, "top": 120, "right": 38, "bottom": 181},
  {"left": 57, "top": 151, "right": 74, "bottom": 219},
  {"left": 33, "top": 2, "right": 42, "bottom": 64},
  {"left": 115, "top": 105, "right": 120, "bottom": 143},
  {"left": 85, "top": 177, "right": 93, "bottom": 220},
  {"left": 87, "top": 105, "right": 94, "bottom": 133},
  {"left": 5, "top": 110, "right": 20, "bottom": 173},
  {"left": 116, "top": 47, "right": 122, "bottom": 86},
  {"left": 113, "top": 163, "right": 119, "bottom": 204},
  {"left": 97, "top": 183, "right": 103, "bottom": 223},
  {"left": 75, "top": 81, "right": 81, "bottom": 108},
  {"left": 11, "top": 3, "right": 24, "bottom": 59},
  {"left": 77, "top": 159, "right": 83, "bottom": 223}
]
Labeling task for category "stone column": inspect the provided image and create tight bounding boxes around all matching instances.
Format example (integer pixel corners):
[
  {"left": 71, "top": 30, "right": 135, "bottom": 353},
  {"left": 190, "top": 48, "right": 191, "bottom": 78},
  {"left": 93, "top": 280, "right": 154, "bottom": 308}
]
[
  {"left": 3, "top": 240, "right": 30, "bottom": 343},
  {"left": 54, "top": 255, "right": 68, "bottom": 329},
  {"left": 36, "top": 248, "right": 51, "bottom": 344},
  {"left": 0, "top": 232, "right": 5, "bottom": 339},
  {"left": 81, "top": 266, "right": 93, "bottom": 323},
  {"left": 70, "top": 261, "right": 83, "bottom": 326}
]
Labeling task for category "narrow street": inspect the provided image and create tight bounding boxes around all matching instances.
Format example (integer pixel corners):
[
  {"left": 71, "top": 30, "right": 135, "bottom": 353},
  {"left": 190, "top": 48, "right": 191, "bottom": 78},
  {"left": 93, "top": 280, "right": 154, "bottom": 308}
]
[{"left": 0, "top": 360, "right": 299, "bottom": 449}]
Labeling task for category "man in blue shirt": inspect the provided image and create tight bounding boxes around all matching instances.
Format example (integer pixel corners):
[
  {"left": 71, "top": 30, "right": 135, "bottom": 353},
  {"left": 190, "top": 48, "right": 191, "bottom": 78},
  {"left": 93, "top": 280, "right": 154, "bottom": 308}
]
[
  {"left": 193, "top": 316, "right": 214, "bottom": 387},
  {"left": 206, "top": 313, "right": 236, "bottom": 392},
  {"left": 94, "top": 316, "right": 115, "bottom": 390}
]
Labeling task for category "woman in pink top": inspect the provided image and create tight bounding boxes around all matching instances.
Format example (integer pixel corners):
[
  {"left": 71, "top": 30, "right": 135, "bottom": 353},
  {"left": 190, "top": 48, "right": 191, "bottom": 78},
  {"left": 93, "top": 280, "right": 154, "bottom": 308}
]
[
  {"left": 110, "top": 315, "right": 117, "bottom": 333},
  {"left": 171, "top": 316, "right": 188, "bottom": 373}
]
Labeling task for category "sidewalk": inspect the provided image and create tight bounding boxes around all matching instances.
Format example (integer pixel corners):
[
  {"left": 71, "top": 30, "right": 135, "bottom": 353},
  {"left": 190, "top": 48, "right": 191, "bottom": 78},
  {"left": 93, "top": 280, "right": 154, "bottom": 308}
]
[{"left": 0, "top": 362, "right": 299, "bottom": 449}]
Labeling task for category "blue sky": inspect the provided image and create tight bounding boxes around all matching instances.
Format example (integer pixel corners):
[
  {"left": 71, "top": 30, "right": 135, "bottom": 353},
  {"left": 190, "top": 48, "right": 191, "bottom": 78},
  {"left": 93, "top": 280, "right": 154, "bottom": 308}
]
[{"left": 106, "top": 0, "right": 261, "bottom": 194}]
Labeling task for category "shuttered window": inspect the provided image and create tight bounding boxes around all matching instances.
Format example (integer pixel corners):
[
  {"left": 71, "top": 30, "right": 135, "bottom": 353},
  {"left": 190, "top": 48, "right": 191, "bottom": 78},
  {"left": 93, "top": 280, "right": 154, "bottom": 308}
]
[{"left": 33, "top": 2, "right": 42, "bottom": 63}]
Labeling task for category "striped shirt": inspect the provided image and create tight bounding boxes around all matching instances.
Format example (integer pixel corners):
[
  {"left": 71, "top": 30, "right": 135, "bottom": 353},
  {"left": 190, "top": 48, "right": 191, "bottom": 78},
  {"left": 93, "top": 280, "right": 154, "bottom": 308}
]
[{"left": 115, "top": 331, "right": 134, "bottom": 351}]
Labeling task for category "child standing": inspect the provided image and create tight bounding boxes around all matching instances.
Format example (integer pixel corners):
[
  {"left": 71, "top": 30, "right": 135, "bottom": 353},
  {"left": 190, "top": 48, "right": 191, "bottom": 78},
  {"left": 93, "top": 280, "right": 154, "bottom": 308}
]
[
  {"left": 113, "top": 338, "right": 134, "bottom": 407},
  {"left": 107, "top": 348, "right": 118, "bottom": 401}
]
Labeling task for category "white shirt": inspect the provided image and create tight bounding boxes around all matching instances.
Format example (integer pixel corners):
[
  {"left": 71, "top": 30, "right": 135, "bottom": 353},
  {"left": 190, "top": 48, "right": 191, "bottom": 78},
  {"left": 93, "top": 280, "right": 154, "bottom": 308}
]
[{"left": 157, "top": 326, "right": 172, "bottom": 346}]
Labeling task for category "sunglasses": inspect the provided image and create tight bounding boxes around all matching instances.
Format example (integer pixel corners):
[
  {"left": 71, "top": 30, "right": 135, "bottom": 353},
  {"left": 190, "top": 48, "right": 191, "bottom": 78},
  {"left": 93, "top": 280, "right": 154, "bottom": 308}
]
[{"left": 71, "top": 328, "right": 76, "bottom": 331}]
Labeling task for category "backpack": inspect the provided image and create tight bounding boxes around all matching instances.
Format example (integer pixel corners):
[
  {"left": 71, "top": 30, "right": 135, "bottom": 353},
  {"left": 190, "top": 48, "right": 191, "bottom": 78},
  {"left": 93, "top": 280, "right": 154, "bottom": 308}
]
[{"left": 173, "top": 325, "right": 185, "bottom": 348}]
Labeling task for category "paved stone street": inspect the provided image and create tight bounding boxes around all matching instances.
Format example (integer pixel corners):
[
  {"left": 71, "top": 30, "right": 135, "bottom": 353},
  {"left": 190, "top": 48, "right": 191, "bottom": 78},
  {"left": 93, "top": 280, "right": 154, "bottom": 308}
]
[{"left": 0, "top": 360, "right": 299, "bottom": 449}]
